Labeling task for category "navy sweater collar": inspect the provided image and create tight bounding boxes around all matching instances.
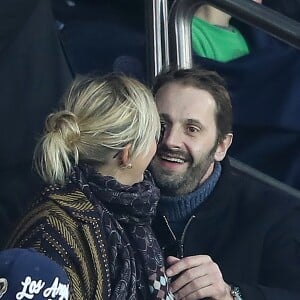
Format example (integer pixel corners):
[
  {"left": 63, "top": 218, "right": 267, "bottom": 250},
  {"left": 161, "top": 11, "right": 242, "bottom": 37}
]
[{"left": 158, "top": 162, "right": 222, "bottom": 221}]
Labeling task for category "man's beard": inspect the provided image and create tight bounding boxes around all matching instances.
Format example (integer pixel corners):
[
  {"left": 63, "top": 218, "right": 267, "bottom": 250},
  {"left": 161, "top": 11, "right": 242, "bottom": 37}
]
[{"left": 149, "top": 143, "right": 217, "bottom": 196}]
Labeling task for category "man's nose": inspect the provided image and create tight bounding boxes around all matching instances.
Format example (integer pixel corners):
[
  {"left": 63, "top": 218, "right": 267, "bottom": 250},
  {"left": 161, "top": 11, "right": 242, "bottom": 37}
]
[{"left": 163, "top": 126, "right": 184, "bottom": 148}]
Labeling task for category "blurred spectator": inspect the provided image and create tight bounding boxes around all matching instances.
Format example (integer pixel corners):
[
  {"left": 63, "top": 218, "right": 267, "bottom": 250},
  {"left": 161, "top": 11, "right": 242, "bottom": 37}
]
[
  {"left": 51, "top": 0, "right": 146, "bottom": 77},
  {"left": 0, "top": 248, "right": 69, "bottom": 299},
  {"left": 0, "top": 0, "right": 72, "bottom": 248},
  {"left": 192, "top": 0, "right": 262, "bottom": 62}
]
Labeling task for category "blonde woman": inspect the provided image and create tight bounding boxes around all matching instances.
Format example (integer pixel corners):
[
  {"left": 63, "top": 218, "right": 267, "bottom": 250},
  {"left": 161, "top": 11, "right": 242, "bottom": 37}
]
[{"left": 8, "top": 74, "right": 173, "bottom": 300}]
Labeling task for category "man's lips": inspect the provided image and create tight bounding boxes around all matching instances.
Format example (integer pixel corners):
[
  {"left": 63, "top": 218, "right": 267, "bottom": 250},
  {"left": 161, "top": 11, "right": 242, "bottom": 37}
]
[
  {"left": 159, "top": 154, "right": 186, "bottom": 164},
  {"left": 156, "top": 154, "right": 188, "bottom": 172}
]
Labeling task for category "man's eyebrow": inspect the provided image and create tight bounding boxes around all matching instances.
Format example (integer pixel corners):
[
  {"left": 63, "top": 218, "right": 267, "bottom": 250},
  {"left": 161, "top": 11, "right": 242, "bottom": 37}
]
[
  {"left": 186, "top": 118, "right": 204, "bottom": 128},
  {"left": 160, "top": 114, "right": 204, "bottom": 128}
]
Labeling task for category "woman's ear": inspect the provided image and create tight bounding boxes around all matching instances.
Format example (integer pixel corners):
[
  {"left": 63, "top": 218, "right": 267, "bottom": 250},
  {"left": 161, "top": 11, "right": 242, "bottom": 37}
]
[
  {"left": 214, "top": 133, "right": 233, "bottom": 162},
  {"left": 119, "top": 144, "right": 132, "bottom": 168}
]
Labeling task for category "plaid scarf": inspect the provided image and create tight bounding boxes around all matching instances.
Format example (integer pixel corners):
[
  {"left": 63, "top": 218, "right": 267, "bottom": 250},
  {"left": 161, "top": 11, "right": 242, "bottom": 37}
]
[{"left": 71, "top": 165, "right": 174, "bottom": 300}]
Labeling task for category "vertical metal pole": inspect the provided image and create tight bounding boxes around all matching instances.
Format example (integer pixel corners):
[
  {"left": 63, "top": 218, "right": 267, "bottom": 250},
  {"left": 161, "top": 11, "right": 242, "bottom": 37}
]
[
  {"left": 145, "top": 0, "right": 170, "bottom": 85},
  {"left": 169, "top": 0, "right": 204, "bottom": 69}
]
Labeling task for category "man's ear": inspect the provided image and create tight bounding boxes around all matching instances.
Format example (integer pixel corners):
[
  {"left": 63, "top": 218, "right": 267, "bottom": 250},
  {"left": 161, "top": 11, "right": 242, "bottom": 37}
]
[
  {"left": 214, "top": 133, "right": 233, "bottom": 162},
  {"left": 119, "top": 144, "right": 132, "bottom": 167}
]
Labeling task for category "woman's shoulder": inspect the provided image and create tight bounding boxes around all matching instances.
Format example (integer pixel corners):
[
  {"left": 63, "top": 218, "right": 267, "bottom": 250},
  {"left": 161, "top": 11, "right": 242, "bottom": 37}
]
[
  {"left": 7, "top": 185, "right": 96, "bottom": 246},
  {"left": 39, "top": 182, "right": 92, "bottom": 210},
  {"left": 43, "top": 184, "right": 102, "bottom": 224}
]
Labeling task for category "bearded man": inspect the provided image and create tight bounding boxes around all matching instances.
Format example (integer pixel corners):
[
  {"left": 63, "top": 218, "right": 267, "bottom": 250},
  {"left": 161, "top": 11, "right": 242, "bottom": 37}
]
[{"left": 150, "top": 68, "right": 300, "bottom": 300}]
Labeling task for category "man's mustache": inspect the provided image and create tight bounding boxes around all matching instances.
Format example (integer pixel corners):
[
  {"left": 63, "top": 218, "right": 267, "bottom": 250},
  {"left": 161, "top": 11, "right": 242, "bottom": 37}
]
[{"left": 156, "top": 145, "right": 192, "bottom": 163}]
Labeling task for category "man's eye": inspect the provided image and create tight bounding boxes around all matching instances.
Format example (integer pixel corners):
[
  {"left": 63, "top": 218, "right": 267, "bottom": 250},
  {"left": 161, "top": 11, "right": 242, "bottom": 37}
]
[
  {"left": 187, "top": 126, "right": 200, "bottom": 134},
  {"left": 157, "top": 121, "right": 167, "bottom": 144},
  {"left": 160, "top": 121, "right": 167, "bottom": 128}
]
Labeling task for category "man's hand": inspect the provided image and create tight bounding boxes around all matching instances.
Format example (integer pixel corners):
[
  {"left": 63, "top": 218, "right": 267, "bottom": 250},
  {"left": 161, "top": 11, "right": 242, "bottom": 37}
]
[{"left": 166, "top": 255, "right": 233, "bottom": 300}]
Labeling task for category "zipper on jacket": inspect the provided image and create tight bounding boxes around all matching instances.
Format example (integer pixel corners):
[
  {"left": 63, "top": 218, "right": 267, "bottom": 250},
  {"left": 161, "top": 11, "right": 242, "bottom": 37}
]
[{"left": 162, "top": 215, "right": 196, "bottom": 258}]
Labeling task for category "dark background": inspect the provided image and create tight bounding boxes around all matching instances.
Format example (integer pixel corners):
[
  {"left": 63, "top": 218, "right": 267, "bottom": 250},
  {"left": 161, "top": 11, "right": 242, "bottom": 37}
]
[{"left": 1, "top": 0, "right": 300, "bottom": 247}]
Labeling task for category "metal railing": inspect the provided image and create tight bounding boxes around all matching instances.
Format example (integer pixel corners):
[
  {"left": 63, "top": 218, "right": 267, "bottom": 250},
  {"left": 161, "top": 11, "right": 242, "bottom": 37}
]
[
  {"left": 230, "top": 158, "right": 300, "bottom": 198},
  {"left": 145, "top": 0, "right": 300, "bottom": 80},
  {"left": 145, "top": 0, "right": 170, "bottom": 84}
]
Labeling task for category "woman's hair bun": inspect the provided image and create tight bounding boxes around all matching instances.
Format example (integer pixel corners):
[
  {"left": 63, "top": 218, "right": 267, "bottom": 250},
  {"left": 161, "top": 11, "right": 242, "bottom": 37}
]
[{"left": 45, "top": 110, "right": 80, "bottom": 147}]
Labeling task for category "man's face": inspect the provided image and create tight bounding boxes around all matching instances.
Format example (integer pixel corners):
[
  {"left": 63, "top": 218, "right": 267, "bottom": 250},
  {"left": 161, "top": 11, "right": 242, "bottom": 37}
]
[{"left": 149, "top": 82, "right": 225, "bottom": 196}]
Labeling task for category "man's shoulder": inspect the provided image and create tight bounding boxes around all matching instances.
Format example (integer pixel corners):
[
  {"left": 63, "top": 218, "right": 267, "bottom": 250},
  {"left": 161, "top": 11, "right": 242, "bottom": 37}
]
[
  {"left": 228, "top": 157, "right": 299, "bottom": 195},
  {"left": 214, "top": 158, "right": 300, "bottom": 206},
  {"left": 198, "top": 157, "right": 300, "bottom": 227},
  {"left": 221, "top": 157, "right": 300, "bottom": 208}
]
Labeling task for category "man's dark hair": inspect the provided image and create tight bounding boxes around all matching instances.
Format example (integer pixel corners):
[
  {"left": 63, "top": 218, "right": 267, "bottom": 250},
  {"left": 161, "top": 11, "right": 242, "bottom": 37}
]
[{"left": 153, "top": 67, "right": 233, "bottom": 141}]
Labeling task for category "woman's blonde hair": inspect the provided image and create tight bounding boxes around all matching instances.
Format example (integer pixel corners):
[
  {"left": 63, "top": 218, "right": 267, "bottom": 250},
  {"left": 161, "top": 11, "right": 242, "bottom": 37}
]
[{"left": 34, "top": 73, "right": 160, "bottom": 185}]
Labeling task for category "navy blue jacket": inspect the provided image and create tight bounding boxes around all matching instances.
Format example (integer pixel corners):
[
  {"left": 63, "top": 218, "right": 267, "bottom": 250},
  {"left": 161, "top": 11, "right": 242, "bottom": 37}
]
[{"left": 153, "top": 157, "right": 300, "bottom": 299}]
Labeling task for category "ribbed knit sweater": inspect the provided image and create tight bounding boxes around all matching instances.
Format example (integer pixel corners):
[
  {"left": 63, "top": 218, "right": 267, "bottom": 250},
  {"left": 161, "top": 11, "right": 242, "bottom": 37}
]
[{"left": 157, "top": 162, "right": 221, "bottom": 238}]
